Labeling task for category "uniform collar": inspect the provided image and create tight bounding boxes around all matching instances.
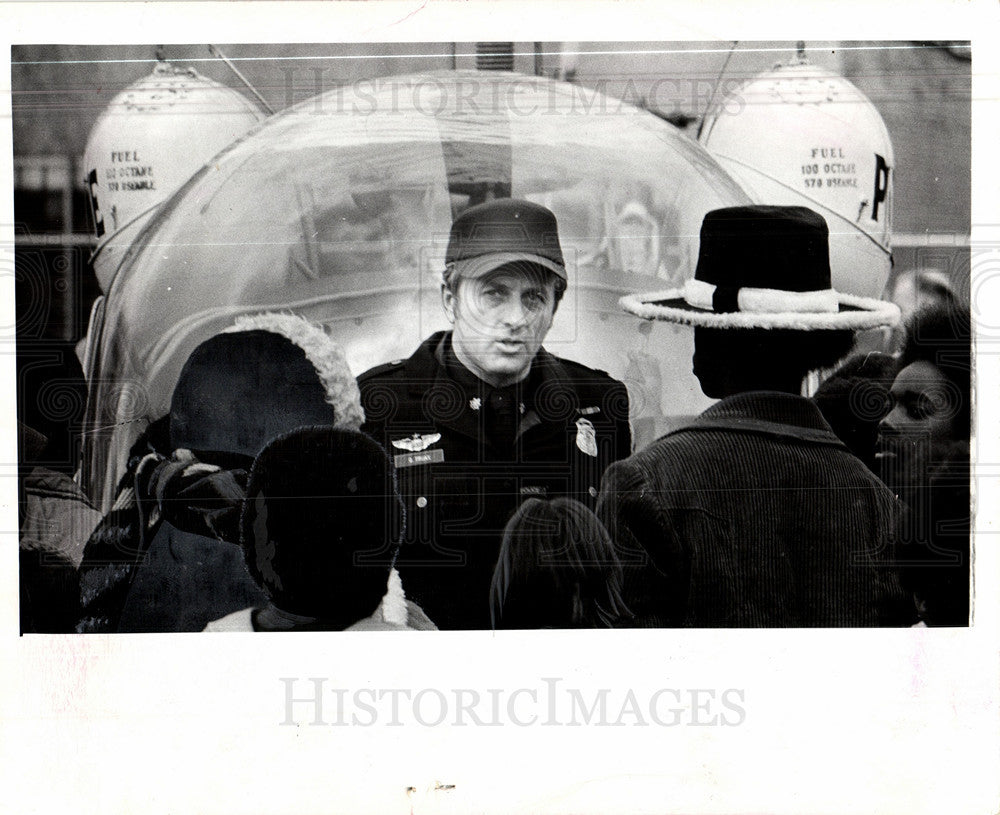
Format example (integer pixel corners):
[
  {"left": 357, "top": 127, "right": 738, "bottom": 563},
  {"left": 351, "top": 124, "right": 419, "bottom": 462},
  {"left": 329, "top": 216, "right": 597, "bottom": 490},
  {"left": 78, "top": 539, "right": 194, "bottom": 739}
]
[
  {"left": 402, "top": 331, "right": 573, "bottom": 391},
  {"left": 438, "top": 334, "right": 552, "bottom": 402},
  {"left": 679, "top": 391, "right": 847, "bottom": 448},
  {"left": 440, "top": 335, "right": 494, "bottom": 396},
  {"left": 401, "top": 331, "right": 578, "bottom": 442}
]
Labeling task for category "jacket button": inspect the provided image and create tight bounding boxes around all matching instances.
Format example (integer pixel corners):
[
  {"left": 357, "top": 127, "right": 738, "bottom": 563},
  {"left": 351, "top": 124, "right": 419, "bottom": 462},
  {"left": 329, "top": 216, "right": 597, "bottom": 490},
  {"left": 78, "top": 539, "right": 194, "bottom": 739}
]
[
  {"left": 588, "top": 486, "right": 598, "bottom": 498},
  {"left": 416, "top": 496, "right": 428, "bottom": 508}
]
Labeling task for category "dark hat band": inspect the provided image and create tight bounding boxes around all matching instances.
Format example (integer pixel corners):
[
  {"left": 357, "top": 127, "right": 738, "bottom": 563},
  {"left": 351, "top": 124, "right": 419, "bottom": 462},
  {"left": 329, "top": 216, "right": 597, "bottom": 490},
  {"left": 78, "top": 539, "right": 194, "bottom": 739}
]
[{"left": 712, "top": 286, "right": 740, "bottom": 314}]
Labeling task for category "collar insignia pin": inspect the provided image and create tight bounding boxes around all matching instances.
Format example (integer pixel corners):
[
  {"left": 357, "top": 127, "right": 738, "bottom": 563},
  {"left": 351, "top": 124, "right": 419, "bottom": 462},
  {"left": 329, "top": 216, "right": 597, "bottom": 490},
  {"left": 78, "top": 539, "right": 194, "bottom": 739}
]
[{"left": 469, "top": 397, "right": 481, "bottom": 411}]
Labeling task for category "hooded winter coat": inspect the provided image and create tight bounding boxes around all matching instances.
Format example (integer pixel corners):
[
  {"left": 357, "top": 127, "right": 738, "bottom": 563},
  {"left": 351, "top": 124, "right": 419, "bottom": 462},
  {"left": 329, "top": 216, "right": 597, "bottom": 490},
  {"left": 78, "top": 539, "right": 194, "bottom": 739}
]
[{"left": 77, "top": 314, "right": 364, "bottom": 632}]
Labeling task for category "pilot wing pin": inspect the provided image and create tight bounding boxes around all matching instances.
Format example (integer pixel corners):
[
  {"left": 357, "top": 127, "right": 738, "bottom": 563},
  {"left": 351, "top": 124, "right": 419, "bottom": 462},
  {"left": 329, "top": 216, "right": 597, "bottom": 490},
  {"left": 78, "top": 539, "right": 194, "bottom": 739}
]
[{"left": 391, "top": 433, "right": 442, "bottom": 452}]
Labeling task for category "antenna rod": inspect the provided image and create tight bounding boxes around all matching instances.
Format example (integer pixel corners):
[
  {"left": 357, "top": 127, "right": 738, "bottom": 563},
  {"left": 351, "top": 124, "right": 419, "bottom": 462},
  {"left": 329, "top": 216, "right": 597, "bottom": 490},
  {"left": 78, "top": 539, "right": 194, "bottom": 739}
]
[
  {"left": 696, "top": 40, "right": 738, "bottom": 140},
  {"left": 208, "top": 44, "right": 275, "bottom": 115}
]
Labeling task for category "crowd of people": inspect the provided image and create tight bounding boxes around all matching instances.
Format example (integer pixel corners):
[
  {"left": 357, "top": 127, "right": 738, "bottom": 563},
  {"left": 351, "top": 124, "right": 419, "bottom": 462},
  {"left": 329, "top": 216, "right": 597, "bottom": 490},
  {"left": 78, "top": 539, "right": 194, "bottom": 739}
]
[{"left": 18, "top": 199, "right": 972, "bottom": 632}]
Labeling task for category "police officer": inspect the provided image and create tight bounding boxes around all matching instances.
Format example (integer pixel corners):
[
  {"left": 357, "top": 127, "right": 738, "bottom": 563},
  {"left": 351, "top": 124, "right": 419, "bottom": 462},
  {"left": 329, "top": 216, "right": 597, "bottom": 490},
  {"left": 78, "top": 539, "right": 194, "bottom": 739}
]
[{"left": 358, "top": 198, "right": 631, "bottom": 630}]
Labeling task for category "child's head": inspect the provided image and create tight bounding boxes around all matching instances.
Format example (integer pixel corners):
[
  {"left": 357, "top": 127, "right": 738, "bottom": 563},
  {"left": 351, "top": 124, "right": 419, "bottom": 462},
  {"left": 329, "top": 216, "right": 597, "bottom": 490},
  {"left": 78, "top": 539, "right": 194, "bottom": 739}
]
[
  {"left": 490, "top": 497, "right": 628, "bottom": 629},
  {"left": 170, "top": 313, "right": 364, "bottom": 460},
  {"left": 240, "top": 426, "right": 403, "bottom": 627}
]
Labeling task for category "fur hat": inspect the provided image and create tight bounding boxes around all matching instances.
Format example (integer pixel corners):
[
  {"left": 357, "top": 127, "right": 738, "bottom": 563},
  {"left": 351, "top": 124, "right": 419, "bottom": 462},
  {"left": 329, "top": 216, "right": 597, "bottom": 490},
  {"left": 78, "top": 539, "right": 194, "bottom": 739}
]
[
  {"left": 240, "top": 426, "right": 404, "bottom": 622},
  {"left": 169, "top": 313, "right": 364, "bottom": 458},
  {"left": 620, "top": 206, "right": 900, "bottom": 330}
]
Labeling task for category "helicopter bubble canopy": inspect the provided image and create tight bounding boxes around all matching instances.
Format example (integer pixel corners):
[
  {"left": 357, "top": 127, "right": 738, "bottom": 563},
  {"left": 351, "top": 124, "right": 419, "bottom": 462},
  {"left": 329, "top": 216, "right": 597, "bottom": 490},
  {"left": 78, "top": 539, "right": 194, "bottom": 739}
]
[
  {"left": 83, "top": 61, "right": 265, "bottom": 290},
  {"left": 699, "top": 60, "right": 894, "bottom": 298},
  {"left": 84, "top": 70, "right": 750, "bottom": 509}
]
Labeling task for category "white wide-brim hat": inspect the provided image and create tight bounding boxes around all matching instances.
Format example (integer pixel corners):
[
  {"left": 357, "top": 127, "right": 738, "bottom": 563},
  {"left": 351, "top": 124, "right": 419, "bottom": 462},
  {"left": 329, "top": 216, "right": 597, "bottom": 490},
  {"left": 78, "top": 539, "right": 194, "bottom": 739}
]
[{"left": 620, "top": 284, "right": 900, "bottom": 331}]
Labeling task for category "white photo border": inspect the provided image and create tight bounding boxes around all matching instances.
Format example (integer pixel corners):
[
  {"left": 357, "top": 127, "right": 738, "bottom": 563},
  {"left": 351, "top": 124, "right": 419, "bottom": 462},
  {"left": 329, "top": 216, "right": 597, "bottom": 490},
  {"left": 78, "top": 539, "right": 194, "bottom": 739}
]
[{"left": 1, "top": 2, "right": 997, "bottom": 813}]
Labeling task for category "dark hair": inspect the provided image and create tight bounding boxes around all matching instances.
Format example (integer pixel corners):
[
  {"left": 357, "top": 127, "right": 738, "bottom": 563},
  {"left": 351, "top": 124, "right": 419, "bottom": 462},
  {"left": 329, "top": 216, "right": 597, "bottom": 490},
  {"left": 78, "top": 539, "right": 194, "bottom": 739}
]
[
  {"left": 887, "top": 268, "right": 957, "bottom": 306},
  {"left": 898, "top": 304, "right": 971, "bottom": 436},
  {"left": 812, "top": 352, "right": 897, "bottom": 471},
  {"left": 490, "top": 498, "right": 630, "bottom": 629},
  {"left": 240, "top": 426, "right": 404, "bottom": 625},
  {"left": 914, "top": 272, "right": 957, "bottom": 306}
]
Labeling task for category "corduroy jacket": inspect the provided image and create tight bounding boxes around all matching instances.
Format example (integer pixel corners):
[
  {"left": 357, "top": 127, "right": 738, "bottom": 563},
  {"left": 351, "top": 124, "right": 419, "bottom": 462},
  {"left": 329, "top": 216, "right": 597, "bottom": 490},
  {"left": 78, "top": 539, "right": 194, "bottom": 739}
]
[{"left": 596, "top": 391, "right": 912, "bottom": 627}]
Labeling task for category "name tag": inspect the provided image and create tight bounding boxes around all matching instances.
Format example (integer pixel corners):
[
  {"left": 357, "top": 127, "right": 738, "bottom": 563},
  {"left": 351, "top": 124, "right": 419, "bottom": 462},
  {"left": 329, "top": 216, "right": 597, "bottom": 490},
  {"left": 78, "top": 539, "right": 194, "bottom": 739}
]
[
  {"left": 394, "top": 449, "right": 445, "bottom": 469},
  {"left": 520, "top": 485, "right": 548, "bottom": 496}
]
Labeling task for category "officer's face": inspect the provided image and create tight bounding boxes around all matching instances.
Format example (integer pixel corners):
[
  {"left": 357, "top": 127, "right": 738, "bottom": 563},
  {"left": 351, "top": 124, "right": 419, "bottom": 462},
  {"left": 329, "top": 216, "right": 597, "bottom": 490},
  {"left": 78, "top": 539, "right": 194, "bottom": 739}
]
[{"left": 443, "top": 263, "right": 558, "bottom": 388}]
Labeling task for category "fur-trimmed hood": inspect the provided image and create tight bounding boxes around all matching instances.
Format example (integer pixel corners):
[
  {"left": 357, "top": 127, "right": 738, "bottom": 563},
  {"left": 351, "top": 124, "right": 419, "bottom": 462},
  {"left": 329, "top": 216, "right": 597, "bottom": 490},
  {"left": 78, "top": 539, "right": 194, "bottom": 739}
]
[
  {"left": 225, "top": 312, "right": 364, "bottom": 430},
  {"left": 78, "top": 314, "right": 366, "bottom": 633},
  {"left": 170, "top": 312, "right": 364, "bottom": 458}
]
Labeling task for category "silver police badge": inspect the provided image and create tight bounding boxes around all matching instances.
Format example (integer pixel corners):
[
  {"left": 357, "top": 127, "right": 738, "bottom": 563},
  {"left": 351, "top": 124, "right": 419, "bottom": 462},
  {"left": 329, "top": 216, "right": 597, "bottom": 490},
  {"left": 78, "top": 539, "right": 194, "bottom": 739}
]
[{"left": 575, "top": 418, "right": 598, "bottom": 457}]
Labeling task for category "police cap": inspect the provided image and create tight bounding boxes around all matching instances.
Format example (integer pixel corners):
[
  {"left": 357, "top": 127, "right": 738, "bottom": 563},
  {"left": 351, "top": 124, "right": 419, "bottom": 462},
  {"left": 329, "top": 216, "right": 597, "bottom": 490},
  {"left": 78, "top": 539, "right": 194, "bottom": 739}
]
[{"left": 444, "top": 198, "right": 566, "bottom": 283}]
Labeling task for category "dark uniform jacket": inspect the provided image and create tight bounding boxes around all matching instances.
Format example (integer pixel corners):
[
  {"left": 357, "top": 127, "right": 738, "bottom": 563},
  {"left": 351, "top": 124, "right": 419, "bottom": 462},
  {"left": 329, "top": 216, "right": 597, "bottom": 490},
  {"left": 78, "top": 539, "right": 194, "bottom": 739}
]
[
  {"left": 596, "top": 391, "right": 912, "bottom": 628},
  {"left": 358, "top": 331, "right": 632, "bottom": 630}
]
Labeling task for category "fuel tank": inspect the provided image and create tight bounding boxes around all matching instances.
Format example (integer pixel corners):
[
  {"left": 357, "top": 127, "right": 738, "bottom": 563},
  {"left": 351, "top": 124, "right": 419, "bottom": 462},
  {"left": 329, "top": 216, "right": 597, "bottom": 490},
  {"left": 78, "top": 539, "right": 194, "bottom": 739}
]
[
  {"left": 700, "top": 59, "right": 894, "bottom": 298},
  {"left": 82, "top": 60, "right": 265, "bottom": 290}
]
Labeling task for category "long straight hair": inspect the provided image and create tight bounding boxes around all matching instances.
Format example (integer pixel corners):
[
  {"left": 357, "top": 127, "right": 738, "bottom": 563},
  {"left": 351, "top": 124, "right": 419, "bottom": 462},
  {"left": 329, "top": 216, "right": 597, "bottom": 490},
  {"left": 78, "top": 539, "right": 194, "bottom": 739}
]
[{"left": 490, "top": 497, "right": 630, "bottom": 629}]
